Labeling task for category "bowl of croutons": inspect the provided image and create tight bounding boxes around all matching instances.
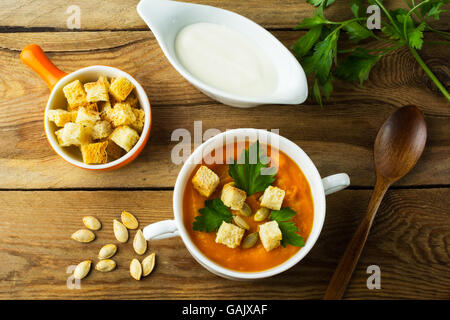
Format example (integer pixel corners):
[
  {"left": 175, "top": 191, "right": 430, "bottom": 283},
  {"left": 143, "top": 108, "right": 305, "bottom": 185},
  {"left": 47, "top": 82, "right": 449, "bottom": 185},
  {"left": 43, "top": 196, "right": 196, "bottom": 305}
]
[{"left": 20, "top": 44, "right": 151, "bottom": 170}]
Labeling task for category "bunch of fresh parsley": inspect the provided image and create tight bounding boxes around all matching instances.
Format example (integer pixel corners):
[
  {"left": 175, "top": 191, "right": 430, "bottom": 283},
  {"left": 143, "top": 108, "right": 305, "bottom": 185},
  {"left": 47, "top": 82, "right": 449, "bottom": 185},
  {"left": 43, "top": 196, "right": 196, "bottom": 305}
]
[{"left": 292, "top": 0, "right": 450, "bottom": 105}]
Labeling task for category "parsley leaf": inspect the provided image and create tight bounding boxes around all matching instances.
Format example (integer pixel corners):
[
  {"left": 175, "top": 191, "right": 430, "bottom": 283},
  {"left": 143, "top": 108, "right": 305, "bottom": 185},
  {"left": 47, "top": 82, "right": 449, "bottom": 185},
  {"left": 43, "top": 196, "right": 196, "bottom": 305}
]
[
  {"left": 306, "top": 0, "right": 335, "bottom": 7},
  {"left": 228, "top": 141, "right": 276, "bottom": 196},
  {"left": 270, "top": 207, "right": 305, "bottom": 247},
  {"left": 193, "top": 198, "right": 232, "bottom": 232},
  {"left": 334, "top": 48, "right": 381, "bottom": 84},
  {"left": 291, "top": 25, "right": 323, "bottom": 59},
  {"left": 408, "top": 22, "right": 426, "bottom": 49},
  {"left": 343, "top": 21, "right": 374, "bottom": 42}
]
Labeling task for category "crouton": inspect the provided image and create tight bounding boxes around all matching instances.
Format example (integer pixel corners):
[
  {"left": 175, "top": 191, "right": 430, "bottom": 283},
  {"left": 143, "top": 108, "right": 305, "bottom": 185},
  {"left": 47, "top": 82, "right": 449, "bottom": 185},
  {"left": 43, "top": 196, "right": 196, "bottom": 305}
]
[
  {"left": 124, "top": 91, "right": 139, "bottom": 108},
  {"left": 221, "top": 183, "right": 247, "bottom": 210},
  {"left": 81, "top": 141, "right": 108, "bottom": 164},
  {"left": 54, "top": 122, "right": 91, "bottom": 147},
  {"left": 99, "top": 101, "right": 113, "bottom": 122},
  {"left": 70, "top": 111, "right": 78, "bottom": 122},
  {"left": 75, "top": 107, "right": 100, "bottom": 126},
  {"left": 109, "top": 76, "right": 134, "bottom": 101},
  {"left": 258, "top": 221, "right": 282, "bottom": 252},
  {"left": 47, "top": 109, "right": 73, "bottom": 127},
  {"left": 131, "top": 108, "right": 145, "bottom": 132},
  {"left": 191, "top": 165, "right": 220, "bottom": 198},
  {"left": 109, "top": 126, "right": 139, "bottom": 152},
  {"left": 109, "top": 102, "right": 136, "bottom": 127},
  {"left": 84, "top": 79, "right": 109, "bottom": 102},
  {"left": 98, "top": 76, "right": 110, "bottom": 91},
  {"left": 91, "top": 120, "right": 112, "bottom": 140},
  {"left": 63, "top": 80, "right": 88, "bottom": 109},
  {"left": 215, "top": 221, "right": 245, "bottom": 249},
  {"left": 105, "top": 139, "right": 124, "bottom": 160},
  {"left": 259, "top": 186, "right": 285, "bottom": 210}
]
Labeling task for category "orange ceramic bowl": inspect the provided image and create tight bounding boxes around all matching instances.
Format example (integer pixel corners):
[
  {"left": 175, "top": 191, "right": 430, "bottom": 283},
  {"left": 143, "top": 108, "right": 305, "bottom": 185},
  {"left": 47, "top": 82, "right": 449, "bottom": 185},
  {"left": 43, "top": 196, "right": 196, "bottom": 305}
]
[{"left": 20, "top": 44, "right": 151, "bottom": 170}]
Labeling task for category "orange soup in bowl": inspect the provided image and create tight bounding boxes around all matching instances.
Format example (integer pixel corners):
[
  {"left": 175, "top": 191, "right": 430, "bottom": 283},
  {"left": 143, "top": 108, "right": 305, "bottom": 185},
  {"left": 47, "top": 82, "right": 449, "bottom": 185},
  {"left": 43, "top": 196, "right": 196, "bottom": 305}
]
[{"left": 183, "top": 141, "right": 314, "bottom": 272}]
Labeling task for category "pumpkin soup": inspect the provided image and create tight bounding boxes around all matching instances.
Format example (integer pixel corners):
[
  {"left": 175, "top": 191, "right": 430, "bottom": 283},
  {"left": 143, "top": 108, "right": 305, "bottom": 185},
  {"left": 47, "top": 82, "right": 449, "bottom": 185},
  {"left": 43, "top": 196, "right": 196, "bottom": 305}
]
[{"left": 183, "top": 141, "right": 314, "bottom": 272}]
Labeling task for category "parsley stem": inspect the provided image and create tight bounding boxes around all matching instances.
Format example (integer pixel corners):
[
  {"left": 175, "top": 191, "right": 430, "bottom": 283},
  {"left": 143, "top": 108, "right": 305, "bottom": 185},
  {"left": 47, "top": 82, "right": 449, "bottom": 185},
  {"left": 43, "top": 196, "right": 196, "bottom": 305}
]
[
  {"left": 323, "top": 17, "right": 367, "bottom": 41},
  {"left": 409, "top": 47, "right": 450, "bottom": 100},
  {"left": 404, "top": 0, "right": 430, "bottom": 40}
]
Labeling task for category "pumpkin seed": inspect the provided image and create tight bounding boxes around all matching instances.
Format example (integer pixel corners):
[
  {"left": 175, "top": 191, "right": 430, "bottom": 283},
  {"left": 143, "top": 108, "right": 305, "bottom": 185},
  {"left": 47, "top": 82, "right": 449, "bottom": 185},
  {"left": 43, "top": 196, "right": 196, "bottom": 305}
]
[
  {"left": 121, "top": 211, "right": 139, "bottom": 229},
  {"left": 242, "top": 232, "right": 259, "bottom": 249},
  {"left": 142, "top": 253, "right": 156, "bottom": 277},
  {"left": 232, "top": 215, "right": 249, "bottom": 230},
  {"left": 95, "top": 259, "right": 116, "bottom": 272},
  {"left": 82, "top": 216, "right": 102, "bottom": 231},
  {"left": 98, "top": 244, "right": 117, "bottom": 259},
  {"left": 133, "top": 229, "right": 147, "bottom": 255},
  {"left": 130, "top": 258, "right": 142, "bottom": 280},
  {"left": 71, "top": 229, "right": 95, "bottom": 243},
  {"left": 113, "top": 219, "right": 128, "bottom": 243},
  {"left": 254, "top": 207, "right": 270, "bottom": 222},
  {"left": 73, "top": 260, "right": 91, "bottom": 280},
  {"left": 239, "top": 203, "right": 252, "bottom": 217}
]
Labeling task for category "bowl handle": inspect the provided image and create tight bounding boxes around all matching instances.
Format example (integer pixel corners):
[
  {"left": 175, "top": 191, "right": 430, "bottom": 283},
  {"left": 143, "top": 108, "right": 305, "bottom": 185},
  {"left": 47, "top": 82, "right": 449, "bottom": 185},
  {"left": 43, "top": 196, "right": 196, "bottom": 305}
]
[
  {"left": 322, "top": 173, "right": 350, "bottom": 195},
  {"left": 20, "top": 44, "right": 67, "bottom": 90},
  {"left": 143, "top": 219, "right": 180, "bottom": 240}
]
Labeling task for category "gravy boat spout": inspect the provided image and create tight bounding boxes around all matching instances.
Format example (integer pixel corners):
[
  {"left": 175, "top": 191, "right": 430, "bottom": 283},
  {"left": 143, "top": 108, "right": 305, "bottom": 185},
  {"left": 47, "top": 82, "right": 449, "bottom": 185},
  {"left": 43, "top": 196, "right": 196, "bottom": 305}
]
[{"left": 137, "top": 0, "right": 308, "bottom": 108}]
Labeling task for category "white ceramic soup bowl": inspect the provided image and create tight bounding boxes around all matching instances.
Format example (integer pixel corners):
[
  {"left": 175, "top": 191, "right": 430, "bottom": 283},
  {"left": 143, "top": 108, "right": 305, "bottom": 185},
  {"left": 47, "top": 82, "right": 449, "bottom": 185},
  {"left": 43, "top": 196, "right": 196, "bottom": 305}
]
[
  {"left": 143, "top": 128, "right": 350, "bottom": 280},
  {"left": 137, "top": 0, "right": 308, "bottom": 108}
]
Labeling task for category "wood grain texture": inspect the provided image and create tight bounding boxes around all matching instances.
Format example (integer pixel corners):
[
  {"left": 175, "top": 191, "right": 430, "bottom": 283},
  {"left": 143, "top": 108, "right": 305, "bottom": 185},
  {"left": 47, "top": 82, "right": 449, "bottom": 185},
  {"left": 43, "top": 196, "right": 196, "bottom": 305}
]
[
  {"left": 1, "top": 0, "right": 449, "bottom": 30},
  {"left": 0, "top": 189, "right": 448, "bottom": 299},
  {"left": 0, "top": 31, "right": 448, "bottom": 188}
]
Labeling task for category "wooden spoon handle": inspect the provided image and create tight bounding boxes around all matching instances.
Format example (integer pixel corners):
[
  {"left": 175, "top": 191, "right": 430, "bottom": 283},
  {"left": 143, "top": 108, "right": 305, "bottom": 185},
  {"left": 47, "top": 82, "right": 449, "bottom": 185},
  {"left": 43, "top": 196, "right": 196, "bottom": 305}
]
[{"left": 324, "top": 177, "right": 390, "bottom": 300}]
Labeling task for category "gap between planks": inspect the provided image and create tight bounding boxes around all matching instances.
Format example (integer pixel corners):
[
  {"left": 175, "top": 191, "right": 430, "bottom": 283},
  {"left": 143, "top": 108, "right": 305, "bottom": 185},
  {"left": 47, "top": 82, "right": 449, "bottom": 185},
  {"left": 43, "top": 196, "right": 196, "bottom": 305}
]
[{"left": 0, "top": 185, "right": 448, "bottom": 192}]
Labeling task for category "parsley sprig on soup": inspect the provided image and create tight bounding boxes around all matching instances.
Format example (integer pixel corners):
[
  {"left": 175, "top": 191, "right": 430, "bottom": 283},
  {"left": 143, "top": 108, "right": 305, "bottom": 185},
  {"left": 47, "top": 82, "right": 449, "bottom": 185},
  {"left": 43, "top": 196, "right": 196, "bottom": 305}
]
[{"left": 183, "top": 141, "right": 314, "bottom": 272}]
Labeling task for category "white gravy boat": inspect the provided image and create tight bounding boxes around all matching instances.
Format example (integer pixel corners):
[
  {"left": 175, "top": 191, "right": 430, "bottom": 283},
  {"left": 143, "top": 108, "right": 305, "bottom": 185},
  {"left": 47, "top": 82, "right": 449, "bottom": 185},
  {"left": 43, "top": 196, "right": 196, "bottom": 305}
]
[{"left": 137, "top": 0, "right": 308, "bottom": 108}]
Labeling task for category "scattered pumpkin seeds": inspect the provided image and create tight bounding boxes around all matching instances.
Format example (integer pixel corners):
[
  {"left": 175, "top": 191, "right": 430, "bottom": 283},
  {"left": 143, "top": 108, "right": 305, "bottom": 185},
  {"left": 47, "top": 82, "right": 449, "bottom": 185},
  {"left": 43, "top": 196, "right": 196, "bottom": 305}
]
[
  {"left": 133, "top": 229, "right": 147, "bottom": 255},
  {"left": 98, "top": 244, "right": 117, "bottom": 259},
  {"left": 232, "top": 215, "right": 249, "bottom": 230},
  {"left": 95, "top": 259, "right": 116, "bottom": 272},
  {"left": 82, "top": 216, "right": 102, "bottom": 231},
  {"left": 130, "top": 258, "right": 142, "bottom": 280},
  {"left": 73, "top": 260, "right": 91, "bottom": 280},
  {"left": 113, "top": 219, "right": 128, "bottom": 243},
  {"left": 254, "top": 207, "right": 270, "bottom": 222},
  {"left": 239, "top": 203, "right": 252, "bottom": 217},
  {"left": 71, "top": 229, "right": 95, "bottom": 243},
  {"left": 121, "top": 211, "right": 139, "bottom": 229},
  {"left": 242, "top": 232, "right": 259, "bottom": 249},
  {"left": 142, "top": 253, "right": 156, "bottom": 277}
]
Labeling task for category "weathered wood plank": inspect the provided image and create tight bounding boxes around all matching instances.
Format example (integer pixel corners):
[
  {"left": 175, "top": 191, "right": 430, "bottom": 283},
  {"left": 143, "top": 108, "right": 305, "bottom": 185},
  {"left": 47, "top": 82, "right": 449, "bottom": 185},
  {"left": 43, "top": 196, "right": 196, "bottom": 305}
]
[
  {"left": 1, "top": 0, "right": 449, "bottom": 30},
  {"left": 0, "top": 31, "right": 448, "bottom": 188},
  {"left": 0, "top": 189, "right": 448, "bottom": 299}
]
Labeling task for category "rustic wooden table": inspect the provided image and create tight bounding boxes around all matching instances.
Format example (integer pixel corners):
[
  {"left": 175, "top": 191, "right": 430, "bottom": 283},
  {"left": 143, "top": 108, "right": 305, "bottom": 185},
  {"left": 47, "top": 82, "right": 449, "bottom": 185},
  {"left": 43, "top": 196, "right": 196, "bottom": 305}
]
[{"left": 0, "top": 0, "right": 449, "bottom": 300}]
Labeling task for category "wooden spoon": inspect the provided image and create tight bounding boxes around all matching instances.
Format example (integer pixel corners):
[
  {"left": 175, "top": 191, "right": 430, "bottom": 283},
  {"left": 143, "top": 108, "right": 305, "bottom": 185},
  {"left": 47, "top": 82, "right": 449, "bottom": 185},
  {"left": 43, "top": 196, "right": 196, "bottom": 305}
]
[{"left": 324, "top": 105, "right": 427, "bottom": 300}]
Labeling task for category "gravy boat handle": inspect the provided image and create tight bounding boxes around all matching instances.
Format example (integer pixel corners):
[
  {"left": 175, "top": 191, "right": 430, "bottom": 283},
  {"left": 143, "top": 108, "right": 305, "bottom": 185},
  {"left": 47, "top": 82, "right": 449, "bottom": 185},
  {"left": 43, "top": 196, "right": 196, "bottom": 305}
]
[
  {"left": 143, "top": 219, "right": 179, "bottom": 240},
  {"left": 322, "top": 173, "right": 350, "bottom": 196}
]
